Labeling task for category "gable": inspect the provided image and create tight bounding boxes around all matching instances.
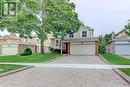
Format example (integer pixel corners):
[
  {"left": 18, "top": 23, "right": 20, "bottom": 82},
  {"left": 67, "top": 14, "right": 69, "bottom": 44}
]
[{"left": 115, "top": 29, "right": 128, "bottom": 39}]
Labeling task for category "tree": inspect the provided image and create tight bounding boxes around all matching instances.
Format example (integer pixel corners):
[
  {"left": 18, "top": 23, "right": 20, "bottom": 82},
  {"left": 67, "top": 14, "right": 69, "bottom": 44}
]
[
  {"left": 125, "top": 22, "right": 130, "bottom": 42},
  {"left": 45, "top": 0, "right": 81, "bottom": 54},
  {"left": 0, "top": 0, "right": 48, "bottom": 54},
  {"left": 99, "top": 33, "right": 112, "bottom": 54},
  {"left": 0, "top": 0, "right": 81, "bottom": 54},
  {"left": 125, "top": 23, "right": 130, "bottom": 36}
]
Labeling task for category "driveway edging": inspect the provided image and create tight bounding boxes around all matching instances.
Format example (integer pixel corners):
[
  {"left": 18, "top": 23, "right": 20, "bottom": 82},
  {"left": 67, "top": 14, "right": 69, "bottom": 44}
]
[
  {"left": 113, "top": 68, "right": 130, "bottom": 84},
  {"left": 98, "top": 54, "right": 110, "bottom": 64},
  {"left": 99, "top": 54, "right": 130, "bottom": 85},
  {"left": 0, "top": 66, "right": 33, "bottom": 78}
]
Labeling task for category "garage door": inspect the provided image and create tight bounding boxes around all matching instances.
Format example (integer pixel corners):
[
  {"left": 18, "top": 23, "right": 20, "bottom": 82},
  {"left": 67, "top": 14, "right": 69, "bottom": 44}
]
[
  {"left": 115, "top": 44, "right": 130, "bottom": 55},
  {"left": 70, "top": 44, "right": 96, "bottom": 55},
  {"left": 2, "top": 45, "right": 18, "bottom": 55}
]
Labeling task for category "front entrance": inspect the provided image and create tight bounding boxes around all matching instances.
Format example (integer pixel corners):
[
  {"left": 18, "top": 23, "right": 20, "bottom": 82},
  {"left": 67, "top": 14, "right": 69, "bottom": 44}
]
[{"left": 63, "top": 43, "right": 69, "bottom": 54}]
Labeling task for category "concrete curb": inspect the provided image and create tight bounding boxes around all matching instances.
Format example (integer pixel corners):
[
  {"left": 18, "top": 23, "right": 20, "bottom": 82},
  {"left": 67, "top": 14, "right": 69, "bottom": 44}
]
[
  {"left": 99, "top": 54, "right": 130, "bottom": 84},
  {"left": 98, "top": 54, "right": 110, "bottom": 64},
  {"left": 113, "top": 68, "right": 130, "bottom": 85},
  {"left": 0, "top": 66, "right": 33, "bottom": 78},
  {"left": 45, "top": 54, "right": 68, "bottom": 63}
]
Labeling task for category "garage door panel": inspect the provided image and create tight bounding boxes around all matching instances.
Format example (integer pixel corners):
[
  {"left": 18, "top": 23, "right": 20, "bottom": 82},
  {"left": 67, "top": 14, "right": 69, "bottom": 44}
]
[
  {"left": 70, "top": 44, "right": 96, "bottom": 55},
  {"left": 115, "top": 44, "right": 130, "bottom": 55},
  {"left": 2, "top": 45, "right": 18, "bottom": 55}
]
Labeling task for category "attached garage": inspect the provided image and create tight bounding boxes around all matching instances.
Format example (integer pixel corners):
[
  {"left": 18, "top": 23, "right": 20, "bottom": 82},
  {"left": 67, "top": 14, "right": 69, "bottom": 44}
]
[
  {"left": 70, "top": 43, "right": 96, "bottom": 55},
  {"left": 0, "top": 40, "right": 37, "bottom": 55},
  {"left": 63, "top": 38, "right": 99, "bottom": 55},
  {"left": 115, "top": 44, "right": 130, "bottom": 55},
  {"left": 2, "top": 45, "right": 18, "bottom": 55},
  {"left": 70, "top": 42, "right": 98, "bottom": 55}
]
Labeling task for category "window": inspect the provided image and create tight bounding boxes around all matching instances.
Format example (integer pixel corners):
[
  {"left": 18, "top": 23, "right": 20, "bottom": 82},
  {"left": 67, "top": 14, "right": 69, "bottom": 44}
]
[
  {"left": 56, "top": 40, "right": 59, "bottom": 46},
  {"left": 25, "top": 38, "right": 29, "bottom": 42},
  {"left": 82, "top": 31, "right": 87, "bottom": 37},
  {"left": 69, "top": 33, "right": 74, "bottom": 38},
  {"left": 2, "top": 2, "right": 16, "bottom": 16},
  {"left": 8, "top": 2, "right": 16, "bottom": 16}
]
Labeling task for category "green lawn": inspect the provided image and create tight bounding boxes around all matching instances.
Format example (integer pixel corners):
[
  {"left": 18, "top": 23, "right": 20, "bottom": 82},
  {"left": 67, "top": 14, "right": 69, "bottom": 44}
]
[
  {"left": 0, "top": 64, "right": 24, "bottom": 74},
  {"left": 0, "top": 54, "right": 62, "bottom": 63},
  {"left": 101, "top": 54, "right": 130, "bottom": 76},
  {"left": 119, "top": 68, "right": 130, "bottom": 76},
  {"left": 101, "top": 54, "right": 130, "bottom": 65}
]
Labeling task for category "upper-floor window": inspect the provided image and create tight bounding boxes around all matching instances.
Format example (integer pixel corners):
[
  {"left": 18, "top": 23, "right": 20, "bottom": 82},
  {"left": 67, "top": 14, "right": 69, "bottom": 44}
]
[
  {"left": 69, "top": 33, "right": 74, "bottom": 38},
  {"left": 56, "top": 40, "right": 59, "bottom": 46},
  {"left": 24, "top": 38, "right": 29, "bottom": 42},
  {"left": 82, "top": 31, "right": 87, "bottom": 37},
  {"left": 35, "top": 38, "right": 40, "bottom": 42}
]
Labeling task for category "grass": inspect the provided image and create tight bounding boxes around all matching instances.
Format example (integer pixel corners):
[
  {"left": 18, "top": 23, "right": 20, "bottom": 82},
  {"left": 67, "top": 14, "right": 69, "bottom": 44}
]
[
  {"left": 119, "top": 68, "right": 130, "bottom": 76},
  {"left": 0, "top": 64, "right": 25, "bottom": 74},
  {"left": 101, "top": 54, "right": 130, "bottom": 76},
  {"left": 101, "top": 54, "right": 130, "bottom": 65},
  {"left": 0, "top": 54, "right": 62, "bottom": 63}
]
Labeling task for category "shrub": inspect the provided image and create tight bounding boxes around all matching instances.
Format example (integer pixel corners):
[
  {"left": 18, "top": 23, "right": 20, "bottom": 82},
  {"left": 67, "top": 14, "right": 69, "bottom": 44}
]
[
  {"left": 99, "top": 46, "right": 106, "bottom": 54},
  {"left": 20, "top": 48, "right": 32, "bottom": 56},
  {"left": 53, "top": 48, "right": 61, "bottom": 53},
  {"left": 49, "top": 47, "right": 61, "bottom": 54},
  {"left": 49, "top": 47, "right": 54, "bottom": 52}
]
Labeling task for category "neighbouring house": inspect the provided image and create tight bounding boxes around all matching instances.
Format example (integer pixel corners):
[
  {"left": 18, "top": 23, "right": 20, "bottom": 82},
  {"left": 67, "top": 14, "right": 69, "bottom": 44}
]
[
  {"left": 51, "top": 25, "right": 99, "bottom": 55},
  {"left": 21, "top": 34, "right": 52, "bottom": 53},
  {"left": 0, "top": 35, "right": 36, "bottom": 55},
  {"left": 106, "top": 29, "right": 130, "bottom": 55},
  {"left": 0, "top": 33, "right": 53, "bottom": 55}
]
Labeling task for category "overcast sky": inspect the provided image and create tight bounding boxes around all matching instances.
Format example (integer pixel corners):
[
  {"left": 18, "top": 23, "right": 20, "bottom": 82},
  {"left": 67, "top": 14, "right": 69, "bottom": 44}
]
[
  {"left": 0, "top": 0, "right": 130, "bottom": 36},
  {"left": 71, "top": 0, "right": 130, "bottom": 36}
]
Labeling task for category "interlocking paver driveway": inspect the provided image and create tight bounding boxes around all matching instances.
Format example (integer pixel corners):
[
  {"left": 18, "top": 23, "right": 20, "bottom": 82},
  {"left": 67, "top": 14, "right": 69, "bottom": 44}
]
[
  {"left": 0, "top": 55, "right": 129, "bottom": 87},
  {"left": 51, "top": 55, "right": 105, "bottom": 64}
]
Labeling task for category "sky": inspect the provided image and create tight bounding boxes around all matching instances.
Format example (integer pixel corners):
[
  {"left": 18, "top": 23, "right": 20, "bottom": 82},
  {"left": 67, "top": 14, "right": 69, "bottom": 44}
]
[
  {"left": 71, "top": 0, "right": 130, "bottom": 36},
  {"left": 0, "top": 0, "right": 130, "bottom": 36}
]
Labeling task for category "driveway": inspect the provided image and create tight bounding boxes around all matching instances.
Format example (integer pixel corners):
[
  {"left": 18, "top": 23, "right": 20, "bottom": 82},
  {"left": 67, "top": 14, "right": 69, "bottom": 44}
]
[
  {"left": 0, "top": 55, "right": 129, "bottom": 87},
  {"left": 51, "top": 55, "right": 105, "bottom": 64}
]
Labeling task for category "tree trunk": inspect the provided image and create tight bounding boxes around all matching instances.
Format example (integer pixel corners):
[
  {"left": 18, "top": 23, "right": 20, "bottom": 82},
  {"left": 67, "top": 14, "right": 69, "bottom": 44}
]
[
  {"left": 60, "top": 40, "right": 63, "bottom": 54},
  {"left": 41, "top": 39, "right": 44, "bottom": 54}
]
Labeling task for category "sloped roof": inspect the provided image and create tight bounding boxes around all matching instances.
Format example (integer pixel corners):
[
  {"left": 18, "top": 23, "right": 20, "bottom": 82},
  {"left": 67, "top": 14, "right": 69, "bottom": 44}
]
[
  {"left": 0, "top": 39, "right": 36, "bottom": 46},
  {"left": 0, "top": 35, "right": 20, "bottom": 41},
  {"left": 63, "top": 37, "right": 99, "bottom": 42},
  {"left": 115, "top": 29, "right": 127, "bottom": 37}
]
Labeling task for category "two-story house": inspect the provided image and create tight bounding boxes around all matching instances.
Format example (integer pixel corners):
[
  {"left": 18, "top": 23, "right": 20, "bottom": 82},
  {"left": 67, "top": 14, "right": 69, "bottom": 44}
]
[
  {"left": 51, "top": 26, "right": 99, "bottom": 55},
  {"left": 106, "top": 29, "right": 130, "bottom": 55},
  {"left": 21, "top": 34, "right": 52, "bottom": 53}
]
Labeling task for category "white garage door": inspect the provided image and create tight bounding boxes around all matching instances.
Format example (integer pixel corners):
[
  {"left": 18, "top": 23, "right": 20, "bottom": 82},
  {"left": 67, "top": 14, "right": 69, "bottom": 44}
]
[
  {"left": 115, "top": 44, "right": 130, "bottom": 55},
  {"left": 70, "top": 44, "right": 96, "bottom": 55},
  {"left": 2, "top": 45, "right": 18, "bottom": 55}
]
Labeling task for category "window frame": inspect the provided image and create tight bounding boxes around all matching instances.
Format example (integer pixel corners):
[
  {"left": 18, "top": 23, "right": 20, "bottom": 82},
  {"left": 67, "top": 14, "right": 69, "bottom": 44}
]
[
  {"left": 82, "top": 31, "right": 87, "bottom": 37},
  {"left": 2, "top": 2, "right": 16, "bottom": 17},
  {"left": 69, "top": 33, "right": 74, "bottom": 38},
  {"left": 56, "top": 40, "right": 59, "bottom": 46}
]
